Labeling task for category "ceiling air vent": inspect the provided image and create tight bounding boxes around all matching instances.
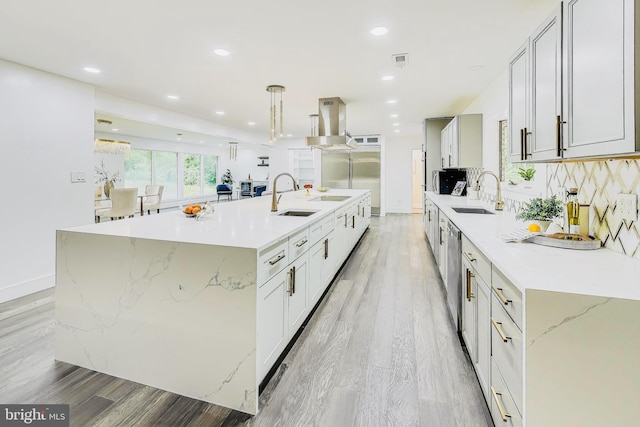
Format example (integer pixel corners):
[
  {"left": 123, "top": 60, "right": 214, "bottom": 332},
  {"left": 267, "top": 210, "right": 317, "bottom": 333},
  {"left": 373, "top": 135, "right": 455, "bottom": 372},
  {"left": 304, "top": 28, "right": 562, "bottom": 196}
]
[{"left": 392, "top": 53, "right": 409, "bottom": 69}]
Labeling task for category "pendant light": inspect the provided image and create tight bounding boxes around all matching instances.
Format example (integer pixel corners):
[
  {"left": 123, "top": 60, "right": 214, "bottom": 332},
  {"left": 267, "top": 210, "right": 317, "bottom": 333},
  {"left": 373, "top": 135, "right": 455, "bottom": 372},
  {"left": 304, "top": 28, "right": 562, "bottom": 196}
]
[
  {"left": 94, "top": 119, "right": 131, "bottom": 153},
  {"left": 266, "top": 85, "right": 285, "bottom": 142}
]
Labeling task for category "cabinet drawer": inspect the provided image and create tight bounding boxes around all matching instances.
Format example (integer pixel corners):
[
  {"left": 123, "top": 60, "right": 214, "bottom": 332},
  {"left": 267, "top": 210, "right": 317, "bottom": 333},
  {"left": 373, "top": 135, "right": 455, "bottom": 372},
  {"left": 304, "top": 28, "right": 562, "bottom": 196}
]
[
  {"left": 490, "top": 358, "right": 523, "bottom": 427},
  {"left": 289, "top": 226, "right": 310, "bottom": 261},
  {"left": 258, "top": 238, "right": 289, "bottom": 286},
  {"left": 461, "top": 235, "right": 491, "bottom": 283},
  {"left": 491, "top": 294, "right": 523, "bottom": 413},
  {"left": 309, "top": 214, "right": 335, "bottom": 246},
  {"left": 492, "top": 267, "right": 523, "bottom": 330}
]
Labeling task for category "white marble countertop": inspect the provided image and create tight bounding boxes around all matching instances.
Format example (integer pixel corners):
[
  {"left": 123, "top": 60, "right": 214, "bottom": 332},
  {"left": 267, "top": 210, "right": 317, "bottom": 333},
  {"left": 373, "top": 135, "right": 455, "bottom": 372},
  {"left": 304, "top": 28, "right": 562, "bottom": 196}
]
[
  {"left": 63, "top": 189, "right": 369, "bottom": 251},
  {"left": 426, "top": 192, "right": 640, "bottom": 301}
]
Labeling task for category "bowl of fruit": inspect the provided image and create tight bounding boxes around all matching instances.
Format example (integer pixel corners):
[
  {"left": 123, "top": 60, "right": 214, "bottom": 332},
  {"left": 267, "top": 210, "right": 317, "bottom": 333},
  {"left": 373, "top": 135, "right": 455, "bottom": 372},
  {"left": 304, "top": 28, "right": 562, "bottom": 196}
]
[
  {"left": 183, "top": 204, "right": 202, "bottom": 217},
  {"left": 316, "top": 186, "right": 329, "bottom": 192}
]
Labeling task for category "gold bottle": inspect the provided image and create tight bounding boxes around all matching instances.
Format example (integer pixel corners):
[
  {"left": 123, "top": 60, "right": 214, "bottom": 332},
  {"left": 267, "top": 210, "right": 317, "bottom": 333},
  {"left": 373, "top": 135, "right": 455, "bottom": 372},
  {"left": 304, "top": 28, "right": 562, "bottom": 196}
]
[{"left": 566, "top": 188, "right": 580, "bottom": 234}]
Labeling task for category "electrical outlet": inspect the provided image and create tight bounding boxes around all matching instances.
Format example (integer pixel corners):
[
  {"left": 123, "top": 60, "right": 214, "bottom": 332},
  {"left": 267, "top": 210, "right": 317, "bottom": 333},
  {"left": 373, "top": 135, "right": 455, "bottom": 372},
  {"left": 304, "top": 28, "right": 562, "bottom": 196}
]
[{"left": 616, "top": 193, "right": 638, "bottom": 221}]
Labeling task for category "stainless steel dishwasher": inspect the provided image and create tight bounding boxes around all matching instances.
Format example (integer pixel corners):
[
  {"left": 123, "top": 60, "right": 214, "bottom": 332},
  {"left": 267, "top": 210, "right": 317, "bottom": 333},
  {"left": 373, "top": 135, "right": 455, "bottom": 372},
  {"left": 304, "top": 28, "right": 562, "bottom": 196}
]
[{"left": 446, "top": 221, "right": 461, "bottom": 330}]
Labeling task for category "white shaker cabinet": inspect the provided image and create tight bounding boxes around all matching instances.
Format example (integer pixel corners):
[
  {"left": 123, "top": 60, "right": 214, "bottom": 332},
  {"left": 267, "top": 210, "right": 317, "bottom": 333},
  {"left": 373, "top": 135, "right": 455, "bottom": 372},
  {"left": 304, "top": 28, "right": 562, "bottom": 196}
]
[
  {"left": 563, "top": 0, "right": 637, "bottom": 158},
  {"left": 287, "top": 253, "right": 309, "bottom": 334},
  {"left": 257, "top": 267, "right": 288, "bottom": 381},
  {"left": 440, "top": 115, "right": 482, "bottom": 168},
  {"left": 509, "top": 5, "right": 563, "bottom": 162}
]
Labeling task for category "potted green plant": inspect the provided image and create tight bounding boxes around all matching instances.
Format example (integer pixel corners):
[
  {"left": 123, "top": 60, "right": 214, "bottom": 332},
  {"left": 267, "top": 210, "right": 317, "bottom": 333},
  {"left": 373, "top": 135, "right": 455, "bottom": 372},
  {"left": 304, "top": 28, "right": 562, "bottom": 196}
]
[
  {"left": 518, "top": 167, "right": 536, "bottom": 188},
  {"left": 221, "top": 169, "right": 234, "bottom": 186},
  {"left": 516, "top": 195, "right": 563, "bottom": 231}
]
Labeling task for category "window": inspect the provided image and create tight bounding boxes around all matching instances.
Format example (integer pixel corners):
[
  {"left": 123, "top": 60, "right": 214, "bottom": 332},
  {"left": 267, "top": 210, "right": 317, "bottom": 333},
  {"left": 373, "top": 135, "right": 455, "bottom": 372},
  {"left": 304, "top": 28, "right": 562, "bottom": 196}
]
[
  {"left": 156, "top": 151, "right": 178, "bottom": 199},
  {"left": 124, "top": 149, "right": 152, "bottom": 195},
  {"left": 499, "top": 120, "right": 532, "bottom": 183},
  {"left": 183, "top": 154, "right": 201, "bottom": 197},
  {"left": 203, "top": 155, "right": 218, "bottom": 194}
]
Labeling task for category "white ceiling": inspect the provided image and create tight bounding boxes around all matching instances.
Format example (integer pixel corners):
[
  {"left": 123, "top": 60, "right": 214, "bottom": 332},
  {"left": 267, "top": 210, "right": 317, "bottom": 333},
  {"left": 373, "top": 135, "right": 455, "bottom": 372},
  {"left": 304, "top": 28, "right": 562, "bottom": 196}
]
[{"left": 0, "top": 0, "right": 559, "bottom": 144}]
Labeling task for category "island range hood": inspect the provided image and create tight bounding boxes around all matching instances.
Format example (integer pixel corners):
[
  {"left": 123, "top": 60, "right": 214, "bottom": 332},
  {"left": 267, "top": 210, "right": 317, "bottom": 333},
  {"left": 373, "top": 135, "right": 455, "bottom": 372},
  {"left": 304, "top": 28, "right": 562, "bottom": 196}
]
[{"left": 305, "top": 97, "right": 358, "bottom": 150}]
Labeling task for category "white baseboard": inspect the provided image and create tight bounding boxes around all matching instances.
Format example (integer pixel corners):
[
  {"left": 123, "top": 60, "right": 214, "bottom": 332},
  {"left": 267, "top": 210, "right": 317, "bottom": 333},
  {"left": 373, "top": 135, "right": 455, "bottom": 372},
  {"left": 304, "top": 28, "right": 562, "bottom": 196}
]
[{"left": 0, "top": 275, "right": 54, "bottom": 304}]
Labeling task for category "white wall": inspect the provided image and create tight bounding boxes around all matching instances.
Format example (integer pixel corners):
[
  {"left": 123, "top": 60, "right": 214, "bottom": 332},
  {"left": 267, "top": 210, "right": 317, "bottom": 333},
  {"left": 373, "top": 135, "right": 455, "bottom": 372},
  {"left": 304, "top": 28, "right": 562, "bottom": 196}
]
[
  {"left": 384, "top": 135, "right": 422, "bottom": 213},
  {"left": 0, "top": 59, "right": 95, "bottom": 302}
]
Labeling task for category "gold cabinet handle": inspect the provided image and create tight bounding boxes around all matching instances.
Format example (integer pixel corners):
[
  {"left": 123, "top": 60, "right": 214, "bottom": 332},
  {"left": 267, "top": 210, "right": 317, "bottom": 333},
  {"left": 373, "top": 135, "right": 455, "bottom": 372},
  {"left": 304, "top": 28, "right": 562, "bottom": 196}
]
[
  {"left": 268, "top": 252, "right": 285, "bottom": 266},
  {"left": 493, "top": 287, "right": 511, "bottom": 305},
  {"left": 295, "top": 238, "right": 308, "bottom": 248},
  {"left": 464, "top": 252, "right": 476, "bottom": 262},
  {"left": 324, "top": 238, "right": 328, "bottom": 259},
  {"left": 466, "top": 269, "right": 475, "bottom": 301},
  {"left": 490, "top": 386, "right": 511, "bottom": 422},
  {"left": 287, "top": 268, "right": 294, "bottom": 296},
  {"left": 491, "top": 317, "right": 511, "bottom": 342}
]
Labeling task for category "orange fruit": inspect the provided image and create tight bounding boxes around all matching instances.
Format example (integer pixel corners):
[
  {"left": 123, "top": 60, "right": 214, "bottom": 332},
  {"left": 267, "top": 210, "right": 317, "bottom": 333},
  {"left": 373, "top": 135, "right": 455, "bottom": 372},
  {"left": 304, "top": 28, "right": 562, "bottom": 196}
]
[
  {"left": 192, "top": 206, "right": 201, "bottom": 214},
  {"left": 184, "top": 206, "right": 193, "bottom": 214},
  {"left": 528, "top": 223, "right": 541, "bottom": 232}
]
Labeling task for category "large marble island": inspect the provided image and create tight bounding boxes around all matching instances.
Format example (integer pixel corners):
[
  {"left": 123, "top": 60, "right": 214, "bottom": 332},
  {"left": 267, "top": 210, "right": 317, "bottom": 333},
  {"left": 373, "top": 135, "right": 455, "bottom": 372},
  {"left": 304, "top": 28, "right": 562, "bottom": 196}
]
[{"left": 55, "top": 189, "right": 371, "bottom": 415}]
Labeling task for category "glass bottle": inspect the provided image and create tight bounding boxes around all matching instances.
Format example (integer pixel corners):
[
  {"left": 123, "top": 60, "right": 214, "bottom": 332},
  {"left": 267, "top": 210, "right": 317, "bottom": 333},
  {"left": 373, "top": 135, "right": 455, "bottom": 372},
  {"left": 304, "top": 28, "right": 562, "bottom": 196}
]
[{"left": 566, "top": 188, "right": 580, "bottom": 234}]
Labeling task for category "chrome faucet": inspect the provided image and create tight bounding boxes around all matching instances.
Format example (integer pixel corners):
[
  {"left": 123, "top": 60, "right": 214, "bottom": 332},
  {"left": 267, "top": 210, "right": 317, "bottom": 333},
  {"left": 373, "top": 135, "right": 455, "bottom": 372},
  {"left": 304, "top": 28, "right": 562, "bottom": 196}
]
[
  {"left": 475, "top": 171, "right": 504, "bottom": 211},
  {"left": 271, "top": 173, "right": 299, "bottom": 212}
]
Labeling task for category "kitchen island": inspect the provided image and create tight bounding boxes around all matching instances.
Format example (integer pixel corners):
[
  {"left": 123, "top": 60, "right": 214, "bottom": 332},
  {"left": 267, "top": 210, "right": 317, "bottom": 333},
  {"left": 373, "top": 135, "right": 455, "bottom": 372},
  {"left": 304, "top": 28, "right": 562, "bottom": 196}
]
[{"left": 55, "top": 189, "right": 371, "bottom": 415}]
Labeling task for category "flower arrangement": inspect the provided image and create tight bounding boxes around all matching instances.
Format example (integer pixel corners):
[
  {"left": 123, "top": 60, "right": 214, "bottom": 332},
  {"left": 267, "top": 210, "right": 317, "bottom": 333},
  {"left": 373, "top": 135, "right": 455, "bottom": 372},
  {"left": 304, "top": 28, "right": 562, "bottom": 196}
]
[
  {"left": 516, "top": 196, "right": 563, "bottom": 221},
  {"left": 304, "top": 184, "right": 313, "bottom": 196},
  {"left": 94, "top": 160, "right": 121, "bottom": 184}
]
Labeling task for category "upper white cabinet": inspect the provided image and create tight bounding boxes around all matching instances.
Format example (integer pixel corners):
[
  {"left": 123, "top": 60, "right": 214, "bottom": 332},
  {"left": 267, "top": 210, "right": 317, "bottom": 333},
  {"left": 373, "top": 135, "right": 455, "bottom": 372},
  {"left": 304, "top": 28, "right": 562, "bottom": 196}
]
[
  {"left": 440, "top": 114, "right": 482, "bottom": 168},
  {"left": 563, "top": 0, "right": 636, "bottom": 158},
  {"left": 509, "top": 0, "right": 638, "bottom": 162}
]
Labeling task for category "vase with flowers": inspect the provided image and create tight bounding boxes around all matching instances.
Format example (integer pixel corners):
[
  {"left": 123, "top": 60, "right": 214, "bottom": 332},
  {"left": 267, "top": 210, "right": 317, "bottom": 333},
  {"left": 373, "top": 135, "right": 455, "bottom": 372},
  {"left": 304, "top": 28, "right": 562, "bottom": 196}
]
[{"left": 95, "top": 160, "right": 121, "bottom": 198}]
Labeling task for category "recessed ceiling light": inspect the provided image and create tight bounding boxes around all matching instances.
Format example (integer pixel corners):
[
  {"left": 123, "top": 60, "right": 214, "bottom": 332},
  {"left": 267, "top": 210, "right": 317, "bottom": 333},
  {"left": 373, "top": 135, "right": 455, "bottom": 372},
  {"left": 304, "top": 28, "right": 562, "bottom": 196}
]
[
  {"left": 387, "top": 99, "right": 398, "bottom": 104},
  {"left": 177, "top": 137, "right": 182, "bottom": 141},
  {"left": 215, "top": 111, "right": 225, "bottom": 115},
  {"left": 167, "top": 95, "right": 179, "bottom": 100},
  {"left": 390, "top": 114, "right": 399, "bottom": 118},
  {"left": 470, "top": 64, "right": 485, "bottom": 71},
  {"left": 381, "top": 75, "right": 394, "bottom": 81},
  {"left": 393, "top": 123, "right": 400, "bottom": 127},
  {"left": 111, "top": 128, "right": 119, "bottom": 131},
  {"left": 200, "top": 140, "right": 204, "bottom": 144},
  {"left": 218, "top": 144, "right": 223, "bottom": 147},
  {"left": 394, "top": 129, "right": 401, "bottom": 133},
  {"left": 248, "top": 122, "right": 256, "bottom": 126},
  {"left": 287, "top": 134, "right": 292, "bottom": 137},
  {"left": 83, "top": 67, "right": 101, "bottom": 74},
  {"left": 370, "top": 26, "right": 388, "bottom": 36},
  {"left": 213, "top": 48, "right": 230, "bottom": 57}
]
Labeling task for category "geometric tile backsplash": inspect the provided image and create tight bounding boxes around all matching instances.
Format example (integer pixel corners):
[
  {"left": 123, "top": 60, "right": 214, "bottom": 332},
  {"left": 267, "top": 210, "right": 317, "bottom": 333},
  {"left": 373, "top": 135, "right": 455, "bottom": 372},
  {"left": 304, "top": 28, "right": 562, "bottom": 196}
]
[{"left": 547, "top": 159, "right": 640, "bottom": 260}]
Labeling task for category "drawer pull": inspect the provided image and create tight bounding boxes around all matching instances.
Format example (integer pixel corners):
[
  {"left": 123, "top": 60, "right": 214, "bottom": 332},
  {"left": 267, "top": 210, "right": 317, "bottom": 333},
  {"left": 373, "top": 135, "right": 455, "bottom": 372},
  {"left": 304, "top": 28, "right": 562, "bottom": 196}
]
[
  {"left": 464, "top": 252, "right": 476, "bottom": 262},
  {"left": 466, "top": 269, "right": 475, "bottom": 301},
  {"left": 324, "top": 238, "right": 329, "bottom": 259},
  {"left": 494, "top": 287, "right": 512, "bottom": 305},
  {"left": 268, "top": 253, "right": 285, "bottom": 266},
  {"left": 287, "top": 268, "right": 294, "bottom": 295},
  {"left": 295, "top": 238, "right": 308, "bottom": 248},
  {"left": 490, "top": 386, "right": 511, "bottom": 422},
  {"left": 491, "top": 317, "right": 511, "bottom": 342}
]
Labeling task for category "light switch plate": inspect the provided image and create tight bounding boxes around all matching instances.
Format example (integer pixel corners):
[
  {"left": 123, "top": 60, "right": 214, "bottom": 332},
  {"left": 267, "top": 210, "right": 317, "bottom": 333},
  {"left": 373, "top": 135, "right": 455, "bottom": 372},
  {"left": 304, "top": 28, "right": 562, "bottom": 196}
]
[
  {"left": 71, "top": 171, "right": 86, "bottom": 183},
  {"left": 616, "top": 193, "right": 638, "bottom": 221}
]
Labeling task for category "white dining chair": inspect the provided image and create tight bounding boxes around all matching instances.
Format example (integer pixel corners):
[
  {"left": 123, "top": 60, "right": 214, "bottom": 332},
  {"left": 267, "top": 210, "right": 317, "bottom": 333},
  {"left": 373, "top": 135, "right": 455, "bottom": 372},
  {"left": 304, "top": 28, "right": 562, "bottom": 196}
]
[
  {"left": 142, "top": 185, "right": 164, "bottom": 214},
  {"left": 97, "top": 188, "right": 138, "bottom": 222}
]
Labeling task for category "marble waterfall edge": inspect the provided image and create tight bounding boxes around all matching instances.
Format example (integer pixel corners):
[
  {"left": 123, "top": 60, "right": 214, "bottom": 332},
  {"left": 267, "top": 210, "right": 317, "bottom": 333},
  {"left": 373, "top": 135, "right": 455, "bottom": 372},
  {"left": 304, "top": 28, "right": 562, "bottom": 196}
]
[{"left": 55, "top": 230, "right": 258, "bottom": 414}]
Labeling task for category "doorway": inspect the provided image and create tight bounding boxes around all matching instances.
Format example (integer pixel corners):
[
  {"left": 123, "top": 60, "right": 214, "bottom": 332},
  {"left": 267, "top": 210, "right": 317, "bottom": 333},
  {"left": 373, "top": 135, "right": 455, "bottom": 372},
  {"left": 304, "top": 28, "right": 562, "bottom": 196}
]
[{"left": 411, "top": 149, "right": 423, "bottom": 213}]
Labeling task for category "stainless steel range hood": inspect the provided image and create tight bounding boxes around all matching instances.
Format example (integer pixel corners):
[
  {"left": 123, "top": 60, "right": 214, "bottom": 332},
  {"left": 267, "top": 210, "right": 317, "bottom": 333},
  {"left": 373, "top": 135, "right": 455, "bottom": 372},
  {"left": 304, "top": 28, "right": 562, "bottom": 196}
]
[{"left": 305, "top": 97, "right": 358, "bottom": 150}]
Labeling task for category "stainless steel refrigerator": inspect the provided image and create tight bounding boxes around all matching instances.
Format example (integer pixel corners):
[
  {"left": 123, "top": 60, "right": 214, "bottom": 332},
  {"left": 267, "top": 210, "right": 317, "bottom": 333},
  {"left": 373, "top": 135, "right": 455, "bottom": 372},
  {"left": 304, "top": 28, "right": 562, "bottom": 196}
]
[{"left": 321, "top": 148, "right": 381, "bottom": 215}]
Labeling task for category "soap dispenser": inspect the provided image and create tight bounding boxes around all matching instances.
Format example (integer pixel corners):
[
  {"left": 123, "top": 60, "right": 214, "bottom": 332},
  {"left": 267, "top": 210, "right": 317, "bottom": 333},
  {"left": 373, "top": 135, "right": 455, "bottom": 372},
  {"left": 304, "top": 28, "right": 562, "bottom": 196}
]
[{"left": 566, "top": 188, "right": 580, "bottom": 234}]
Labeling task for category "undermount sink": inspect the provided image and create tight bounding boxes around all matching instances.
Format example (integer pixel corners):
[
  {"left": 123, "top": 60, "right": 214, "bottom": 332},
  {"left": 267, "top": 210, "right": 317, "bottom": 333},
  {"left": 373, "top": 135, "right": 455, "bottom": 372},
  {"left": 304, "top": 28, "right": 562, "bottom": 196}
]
[
  {"left": 451, "top": 207, "right": 495, "bottom": 215},
  {"left": 277, "top": 210, "right": 319, "bottom": 217},
  {"left": 309, "top": 195, "right": 352, "bottom": 202}
]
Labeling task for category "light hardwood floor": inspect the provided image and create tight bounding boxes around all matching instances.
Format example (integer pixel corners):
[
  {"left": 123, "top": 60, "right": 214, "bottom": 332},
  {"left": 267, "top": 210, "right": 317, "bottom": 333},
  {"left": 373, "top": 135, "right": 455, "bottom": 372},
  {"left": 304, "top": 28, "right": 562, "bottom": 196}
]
[{"left": 0, "top": 214, "right": 492, "bottom": 427}]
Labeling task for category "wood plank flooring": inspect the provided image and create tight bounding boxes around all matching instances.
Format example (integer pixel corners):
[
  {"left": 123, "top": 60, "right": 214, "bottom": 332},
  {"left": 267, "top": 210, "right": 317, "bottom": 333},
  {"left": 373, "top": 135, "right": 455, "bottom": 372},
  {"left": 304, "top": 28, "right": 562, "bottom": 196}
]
[{"left": 0, "top": 214, "right": 492, "bottom": 426}]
